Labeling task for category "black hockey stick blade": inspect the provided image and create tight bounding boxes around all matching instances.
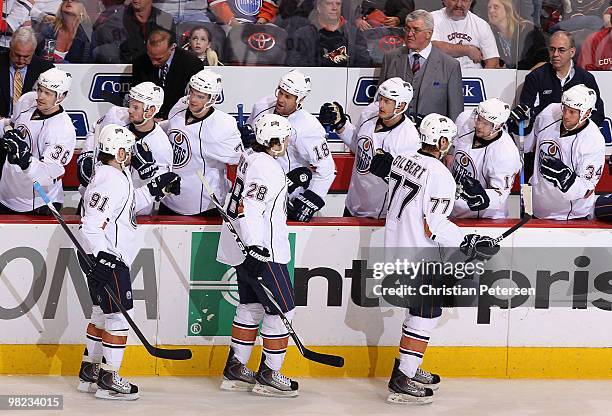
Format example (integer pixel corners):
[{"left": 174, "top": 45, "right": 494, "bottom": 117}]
[
  {"left": 492, "top": 214, "right": 532, "bottom": 245},
  {"left": 304, "top": 349, "right": 344, "bottom": 368},
  {"left": 33, "top": 182, "right": 192, "bottom": 361}
]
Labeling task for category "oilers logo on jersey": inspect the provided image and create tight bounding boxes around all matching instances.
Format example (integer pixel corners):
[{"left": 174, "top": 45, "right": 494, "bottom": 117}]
[
  {"left": 452, "top": 150, "right": 477, "bottom": 182},
  {"left": 538, "top": 140, "right": 561, "bottom": 160},
  {"left": 169, "top": 129, "right": 191, "bottom": 168},
  {"left": 356, "top": 136, "right": 374, "bottom": 174},
  {"left": 235, "top": 0, "right": 262, "bottom": 15}
]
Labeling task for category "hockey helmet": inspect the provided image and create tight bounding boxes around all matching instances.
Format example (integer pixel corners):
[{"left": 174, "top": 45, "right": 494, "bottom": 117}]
[
  {"left": 562, "top": 84, "right": 597, "bottom": 125},
  {"left": 420, "top": 113, "right": 457, "bottom": 151},
  {"left": 129, "top": 82, "right": 164, "bottom": 115},
  {"left": 475, "top": 98, "right": 511, "bottom": 133},
  {"left": 277, "top": 70, "right": 312, "bottom": 102},
  {"left": 255, "top": 114, "right": 292, "bottom": 154},
  {"left": 37, "top": 68, "right": 72, "bottom": 101},
  {"left": 98, "top": 124, "right": 136, "bottom": 163},
  {"left": 377, "top": 77, "right": 413, "bottom": 115}
]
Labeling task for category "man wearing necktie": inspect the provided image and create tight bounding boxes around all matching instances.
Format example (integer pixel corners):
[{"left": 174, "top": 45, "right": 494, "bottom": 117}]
[{"left": 378, "top": 9, "right": 463, "bottom": 125}]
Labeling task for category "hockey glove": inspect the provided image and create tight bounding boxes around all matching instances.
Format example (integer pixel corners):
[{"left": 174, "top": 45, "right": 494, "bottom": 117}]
[
  {"left": 88, "top": 251, "right": 125, "bottom": 290},
  {"left": 458, "top": 175, "right": 490, "bottom": 211},
  {"left": 239, "top": 124, "right": 256, "bottom": 149},
  {"left": 507, "top": 104, "right": 532, "bottom": 135},
  {"left": 131, "top": 142, "right": 159, "bottom": 180},
  {"left": 242, "top": 245, "right": 270, "bottom": 277},
  {"left": 369, "top": 149, "right": 393, "bottom": 182},
  {"left": 77, "top": 151, "right": 94, "bottom": 187},
  {"left": 1, "top": 129, "right": 31, "bottom": 170},
  {"left": 147, "top": 172, "right": 181, "bottom": 201},
  {"left": 286, "top": 166, "right": 312, "bottom": 194},
  {"left": 407, "top": 113, "right": 425, "bottom": 129},
  {"left": 319, "top": 102, "right": 347, "bottom": 131},
  {"left": 460, "top": 234, "right": 500, "bottom": 261},
  {"left": 287, "top": 189, "right": 325, "bottom": 222},
  {"left": 539, "top": 152, "right": 576, "bottom": 193}
]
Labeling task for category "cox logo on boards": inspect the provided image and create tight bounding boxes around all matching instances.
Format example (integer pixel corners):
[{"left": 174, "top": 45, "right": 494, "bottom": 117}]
[
  {"left": 89, "top": 73, "right": 132, "bottom": 102},
  {"left": 67, "top": 111, "right": 89, "bottom": 139},
  {"left": 353, "top": 77, "right": 487, "bottom": 106}
]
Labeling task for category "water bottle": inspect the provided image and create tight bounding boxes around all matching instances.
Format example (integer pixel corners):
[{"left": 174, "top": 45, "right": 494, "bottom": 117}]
[{"left": 43, "top": 39, "right": 56, "bottom": 62}]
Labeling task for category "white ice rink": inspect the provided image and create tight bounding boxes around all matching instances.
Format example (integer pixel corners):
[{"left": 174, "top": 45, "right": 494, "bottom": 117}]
[{"left": 2, "top": 376, "right": 612, "bottom": 415}]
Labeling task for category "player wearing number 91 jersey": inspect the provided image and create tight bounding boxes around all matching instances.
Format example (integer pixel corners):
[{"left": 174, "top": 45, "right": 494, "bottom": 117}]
[{"left": 0, "top": 68, "right": 76, "bottom": 214}]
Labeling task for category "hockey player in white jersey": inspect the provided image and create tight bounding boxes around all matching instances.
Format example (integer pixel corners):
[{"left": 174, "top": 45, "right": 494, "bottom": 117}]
[
  {"left": 217, "top": 114, "right": 299, "bottom": 397},
  {"left": 161, "top": 69, "right": 242, "bottom": 216},
  {"left": 527, "top": 84, "right": 605, "bottom": 220},
  {"left": 246, "top": 70, "right": 336, "bottom": 222},
  {"left": 77, "top": 124, "right": 180, "bottom": 400},
  {"left": 0, "top": 68, "right": 76, "bottom": 214},
  {"left": 321, "top": 77, "right": 420, "bottom": 218},
  {"left": 450, "top": 98, "right": 521, "bottom": 219},
  {"left": 369, "top": 113, "right": 499, "bottom": 404},
  {"left": 77, "top": 82, "right": 173, "bottom": 215}
]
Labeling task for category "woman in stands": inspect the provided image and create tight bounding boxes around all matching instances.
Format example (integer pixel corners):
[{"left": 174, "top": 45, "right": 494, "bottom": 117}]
[
  {"left": 35, "top": 0, "right": 91, "bottom": 63},
  {"left": 487, "top": 0, "right": 547, "bottom": 69}
]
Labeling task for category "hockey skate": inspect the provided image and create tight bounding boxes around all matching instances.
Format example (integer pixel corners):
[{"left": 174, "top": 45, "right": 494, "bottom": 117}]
[
  {"left": 95, "top": 368, "right": 139, "bottom": 401},
  {"left": 387, "top": 359, "right": 433, "bottom": 404},
  {"left": 77, "top": 361, "right": 99, "bottom": 393},
  {"left": 252, "top": 356, "right": 298, "bottom": 398},
  {"left": 412, "top": 367, "right": 441, "bottom": 391},
  {"left": 220, "top": 348, "right": 257, "bottom": 392}
]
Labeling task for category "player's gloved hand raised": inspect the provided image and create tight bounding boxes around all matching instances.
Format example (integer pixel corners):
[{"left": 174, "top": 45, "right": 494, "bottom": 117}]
[
  {"left": 287, "top": 189, "right": 325, "bottom": 222},
  {"left": 407, "top": 113, "right": 425, "bottom": 128},
  {"left": 286, "top": 166, "right": 312, "bottom": 194},
  {"left": 507, "top": 104, "right": 532, "bottom": 135},
  {"left": 460, "top": 234, "right": 500, "bottom": 261},
  {"left": 458, "top": 175, "right": 490, "bottom": 211},
  {"left": 147, "top": 172, "right": 181, "bottom": 201},
  {"left": 242, "top": 245, "right": 270, "bottom": 277},
  {"left": 77, "top": 151, "right": 94, "bottom": 187},
  {"left": 239, "top": 124, "right": 256, "bottom": 149},
  {"left": 319, "top": 102, "right": 347, "bottom": 131},
  {"left": 2, "top": 129, "right": 31, "bottom": 170},
  {"left": 87, "top": 251, "right": 125, "bottom": 290},
  {"left": 131, "top": 142, "right": 159, "bottom": 180},
  {"left": 539, "top": 152, "right": 576, "bottom": 193},
  {"left": 369, "top": 149, "right": 393, "bottom": 181}
]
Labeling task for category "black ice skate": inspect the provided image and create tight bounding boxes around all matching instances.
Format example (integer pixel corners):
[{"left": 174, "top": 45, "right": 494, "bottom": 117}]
[
  {"left": 220, "top": 347, "right": 257, "bottom": 392},
  {"left": 95, "top": 367, "right": 139, "bottom": 401},
  {"left": 412, "top": 367, "right": 441, "bottom": 391},
  {"left": 387, "top": 359, "right": 433, "bottom": 404},
  {"left": 77, "top": 361, "right": 99, "bottom": 393},
  {"left": 252, "top": 355, "right": 299, "bottom": 398}
]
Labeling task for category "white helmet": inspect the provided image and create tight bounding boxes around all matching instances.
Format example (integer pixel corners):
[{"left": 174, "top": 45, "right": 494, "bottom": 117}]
[
  {"left": 378, "top": 77, "right": 413, "bottom": 115},
  {"left": 37, "top": 68, "right": 72, "bottom": 102},
  {"left": 277, "top": 70, "right": 312, "bottom": 102},
  {"left": 562, "top": 84, "right": 597, "bottom": 126},
  {"left": 189, "top": 69, "right": 223, "bottom": 96},
  {"left": 475, "top": 98, "right": 511, "bottom": 133},
  {"left": 97, "top": 124, "right": 136, "bottom": 165},
  {"left": 129, "top": 82, "right": 164, "bottom": 115},
  {"left": 255, "top": 114, "right": 292, "bottom": 156},
  {"left": 420, "top": 113, "right": 457, "bottom": 149}
]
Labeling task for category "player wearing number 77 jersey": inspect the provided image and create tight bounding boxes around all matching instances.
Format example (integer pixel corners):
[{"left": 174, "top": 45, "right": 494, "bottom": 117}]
[
  {"left": 527, "top": 84, "right": 605, "bottom": 220},
  {"left": 0, "top": 68, "right": 75, "bottom": 214},
  {"left": 369, "top": 113, "right": 500, "bottom": 404}
]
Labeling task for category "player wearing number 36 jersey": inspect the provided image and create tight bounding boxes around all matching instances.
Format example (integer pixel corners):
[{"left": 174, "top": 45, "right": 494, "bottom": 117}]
[{"left": 0, "top": 68, "right": 76, "bottom": 214}]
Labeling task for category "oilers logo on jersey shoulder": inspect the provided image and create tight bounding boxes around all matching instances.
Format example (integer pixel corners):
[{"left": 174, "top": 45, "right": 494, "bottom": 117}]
[
  {"left": 169, "top": 129, "right": 191, "bottom": 168},
  {"left": 356, "top": 136, "right": 374, "bottom": 174}
]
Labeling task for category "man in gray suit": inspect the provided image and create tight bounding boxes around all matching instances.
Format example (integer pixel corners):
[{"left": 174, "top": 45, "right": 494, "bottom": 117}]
[{"left": 378, "top": 9, "right": 464, "bottom": 123}]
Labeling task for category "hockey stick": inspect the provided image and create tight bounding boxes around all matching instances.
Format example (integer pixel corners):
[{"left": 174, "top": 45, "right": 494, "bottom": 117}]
[
  {"left": 491, "top": 213, "right": 531, "bottom": 245},
  {"left": 237, "top": 103, "right": 244, "bottom": 127},
  {"left": 196, "top": 171, "right": 344, "bottom": 368},
  {"left": 33, "top": 182, "right": 192, "bottom": 361}
]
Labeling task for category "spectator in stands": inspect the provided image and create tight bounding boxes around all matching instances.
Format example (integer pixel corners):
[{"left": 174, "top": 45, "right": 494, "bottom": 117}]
[
  {"left": 90, "top": 0, "right": 176, "bottom": 63},
  {"left": 577, "top": 25, "right": 612, "bottom": 70},
  {"left": 0, "top": 0, "right": 33, "bottom": 48},
  {"left": 29, "top": 0, "right": 63, "bottom": 23},
  {"left": 354, "top": 0, "right": 415, "bottom": 31},
  {"left": 0, "top": 27, "right": 54, "bottom": 117},
  {"left": 518, "top": 30, "right": 605, "bottom": 127},
  {"left": 604, "top": 2, "right": 612, "bottom": 27},
  {"left": 131, "top": 27, "right": 203, "bottom": 119},
  {"left": 553, "top": 0, "right": 608, "bottom": 32},
  {"left": 378, "top": 9, "right": 463, "bottom": 122},
  {"left": 183, "top": 26, "right": 220, "bottom": 65},
  {"left": 153, "top": 0, "right": 247, "bottom": 25},
  {"left": 487, "top": 0, "right": 547, "bottom": 69},
  {"left": 431, "top": 0, "right": 500, "bottom": 69},
  {"left": 286, "top": 0, "right": 372, "bottom": 67},
  {"left": 34, "top": 0, "right": 91, "bottom": 63},
  {"left": 91, "top": 0, "right": 124, "bottom": 28}
]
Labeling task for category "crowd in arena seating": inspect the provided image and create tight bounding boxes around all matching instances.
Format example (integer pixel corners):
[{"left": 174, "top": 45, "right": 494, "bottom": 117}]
[{"left": 0, "top": 0, "right": 610, "bottom": 68}]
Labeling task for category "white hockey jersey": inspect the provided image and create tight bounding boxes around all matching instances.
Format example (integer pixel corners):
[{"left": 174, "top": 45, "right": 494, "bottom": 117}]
[
  {"left": 450, "top": 110, "right": 521, "bottom": 219},
  {"left": 161, "top": 98, "right": 242, "bottom": 215},
  {"left": 0, "top": 92, "right": 76, "bottom": 212},
  {"left": 247, "top": 95, "right": 336, "bottom": 199},
  {"left": 385, "top": 151, "right": 463, "bottom": 249},
  {"left": 80, "top": 165, "right": 154, "bottom": 265},
  {"left": 339, "top": 113, "right": 420, "bottom": 218},
  {"left": 84, "top": 106, "right": 173, "bottom": 215},
  {"left": 217, "top": 148, "right": 290, "bottom": 266},
  {"left": 527, "top": 103, "right": 605, "bottom": 220}
]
